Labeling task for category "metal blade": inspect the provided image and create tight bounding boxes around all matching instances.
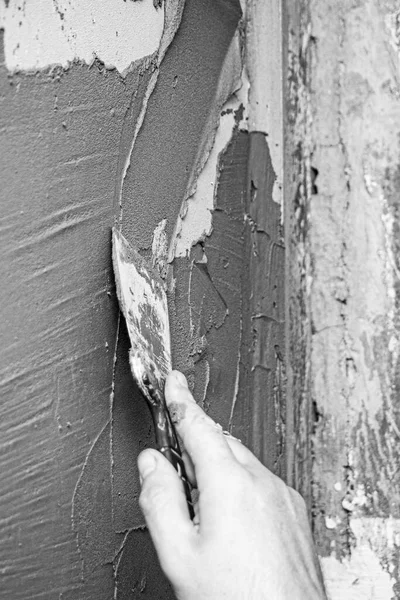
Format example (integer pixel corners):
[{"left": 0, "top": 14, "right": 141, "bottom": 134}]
[{"left": 112, "top": 228, "right": 172, "bottom": 401}]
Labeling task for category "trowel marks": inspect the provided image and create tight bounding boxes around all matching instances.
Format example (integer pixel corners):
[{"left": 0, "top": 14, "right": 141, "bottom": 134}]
[{"left": 0, "top": 1, "right": 241, "bottom": 598}]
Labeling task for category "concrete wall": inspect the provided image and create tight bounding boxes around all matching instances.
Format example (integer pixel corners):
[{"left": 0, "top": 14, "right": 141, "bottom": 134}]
[
  {"left": 0, "top": 1, "right": 284, "bottom": 598},
  {"left": 286, "top": 1, "right": 400, "bottom": 597}
]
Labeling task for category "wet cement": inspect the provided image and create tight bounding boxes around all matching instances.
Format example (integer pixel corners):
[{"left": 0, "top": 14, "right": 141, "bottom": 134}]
[{"left": 0, "top": 0, "right": 243, "bottom": 597}]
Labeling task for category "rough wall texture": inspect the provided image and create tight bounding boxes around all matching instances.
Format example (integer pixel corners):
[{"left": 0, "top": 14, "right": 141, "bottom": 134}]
[
  {"left": 0, "top": 1, "right": 242, "bottom": 598},
  {"left": 0, "top": 0, "right": 284, "bottom": 598},
  {"left": 286, "top": 0, "right": 400, "bottom": 597}
]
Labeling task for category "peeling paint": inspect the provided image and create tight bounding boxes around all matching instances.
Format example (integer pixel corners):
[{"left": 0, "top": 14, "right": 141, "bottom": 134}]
[
  {"left": 321, "top": 518, "right": 400, "bottom": 599},
  {"left": 286, "top": 0, "right": 400, "bottom": 594},
  {"left": 0, "top": 0, "right": 164, "bottom": 74}
]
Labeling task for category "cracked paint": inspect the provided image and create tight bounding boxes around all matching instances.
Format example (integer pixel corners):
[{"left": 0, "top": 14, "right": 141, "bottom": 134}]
[{"left": 286, "top": 0, "right": 400, "bottom": 596}]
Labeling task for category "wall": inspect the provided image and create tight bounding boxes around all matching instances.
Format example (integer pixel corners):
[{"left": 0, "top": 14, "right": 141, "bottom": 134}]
[
  {"left": 285, "top": 0, "right": 400, "bottom": 597},
  {"left": 0, "top": 1, "right": 284, "bottom": 598}
]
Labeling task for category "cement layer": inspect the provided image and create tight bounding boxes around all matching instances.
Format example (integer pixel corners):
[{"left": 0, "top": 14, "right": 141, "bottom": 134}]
[
  {"left": 0, "top": 1, "right": 245, "bottom": 598},
  {"left": 0, "top": 44, "right": 152, "bottom": 598},
  {"left": 0, "top": 0, "right": 288, "bottom": 597}
]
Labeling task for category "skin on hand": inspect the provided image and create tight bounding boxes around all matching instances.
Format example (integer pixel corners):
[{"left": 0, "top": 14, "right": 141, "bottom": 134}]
[{"left": 137, "top": 370, "right": 327, "bottom": 600}]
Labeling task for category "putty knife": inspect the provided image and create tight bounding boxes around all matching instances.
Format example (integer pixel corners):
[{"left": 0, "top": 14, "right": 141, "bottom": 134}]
[{"left": 112, "top": 228, "right": 194, "bottom": 519}]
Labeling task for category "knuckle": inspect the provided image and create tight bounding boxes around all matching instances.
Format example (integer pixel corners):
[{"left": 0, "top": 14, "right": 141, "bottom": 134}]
[
  {"left": 187, "top": 407, "right": 209, "bottom": 429},
  {"left": 139, "top": 479, "right": 167, "bottom": 516}
]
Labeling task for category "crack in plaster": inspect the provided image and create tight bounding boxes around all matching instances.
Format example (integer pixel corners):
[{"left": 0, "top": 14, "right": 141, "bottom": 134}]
[
  {"left": 71, "top": 418, "right": 111, "bottom": 584},
  {"left": 228, "top": 313, "right": 242, "bottom": 432},
  {"left": 112, "top": 529, "right": 131, "bottom": 600},
  {"left": 110, "top": 312, "right": 121, "bottom": 529},
  {"left": 67, "top": 3, "right": 185, "bottom": 566}
]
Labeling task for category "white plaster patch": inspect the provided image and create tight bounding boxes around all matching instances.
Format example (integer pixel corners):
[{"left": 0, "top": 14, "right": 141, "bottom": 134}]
[
  {"left": 173, "top": 73, "right": 249, "bottom": 258},
  {"left": 168, "top": 0, "right": 245, "bottom": 260},
  {"left": 0, "top": 0, "right": 164, "bottom": 74},
  {"left": 321, "top": 517, "right": 399, "bottom": 600},
  {"left": 246, "top": 0, "right": 283, "bottom": 206},
  {"left": 321, "top": 549, "right": 393, "bottom": 600},
  {"left": 342, "top": 484, "right": 369, "bottom": 513},
  {"left": 325, "top": 516, "right": 340, "bottom": 530}
]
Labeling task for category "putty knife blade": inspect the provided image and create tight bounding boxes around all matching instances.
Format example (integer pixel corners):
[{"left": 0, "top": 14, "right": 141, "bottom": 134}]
[
  {"left": 112, "top": 227, "right": 172, "bottom": 399},
  {"left": 111, "top": 227, "right": 194, "bottom": 519}
]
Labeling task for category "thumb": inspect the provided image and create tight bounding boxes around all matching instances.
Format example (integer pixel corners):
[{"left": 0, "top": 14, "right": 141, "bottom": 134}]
[{"left": 138, "top": 449, "right": 195, "bottom": 579}]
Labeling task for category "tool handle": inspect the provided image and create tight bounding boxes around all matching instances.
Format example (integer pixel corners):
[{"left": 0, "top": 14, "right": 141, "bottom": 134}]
[
  {"left": 159, "top": 445, "right": 195, "bottom": 520},
  {"left": 143, "top": 377, "right": 195, "bottom": 520}
]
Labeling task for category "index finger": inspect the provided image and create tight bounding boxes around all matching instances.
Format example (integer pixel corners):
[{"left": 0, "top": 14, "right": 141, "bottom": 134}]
[{"left": 164, "top": 370, "right": 235, "bottom": 486}]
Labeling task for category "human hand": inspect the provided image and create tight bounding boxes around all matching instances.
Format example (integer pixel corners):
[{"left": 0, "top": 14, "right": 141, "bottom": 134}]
[{"left": 137, "top": 370, "right": 326, "bottom": 600}]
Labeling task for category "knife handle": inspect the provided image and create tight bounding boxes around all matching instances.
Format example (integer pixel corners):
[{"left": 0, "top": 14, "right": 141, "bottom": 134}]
[
  {"left": 159, "top": 445, "right": 195, "bottom": 520},
  {"left": 142, "top": 376, "right": 195, "bottom": 520}
]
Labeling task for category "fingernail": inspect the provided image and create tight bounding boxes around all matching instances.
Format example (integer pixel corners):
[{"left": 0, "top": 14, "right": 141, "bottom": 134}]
[
  {"left": 172, "top": 370, "right": 188, "bottom": 388},
  {"left": 138, "top": 452, "right": 157, "bottom": 483}
]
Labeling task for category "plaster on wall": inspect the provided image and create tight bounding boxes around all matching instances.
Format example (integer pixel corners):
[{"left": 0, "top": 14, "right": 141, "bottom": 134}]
[
  {"left": 0, "top": 0, "right": 190, "bottom": 595},
  {"left": 0, "top": 0, "right": 164, "bottom": 74},
  {"left": 170, "top": 0, "right": 284, "bottom": 260},
  {"left": 167, "top": 0, "right": 285, "bottom": 474},
  {"left": 168, "top": 0, "right": 246, "bottom": 259},
  {"left": 246, "top": 0, "right": 283, "bottom": 206},
  {"left": 171, "top": 50, "right": 249, "bottom": 258},
  {"left": 0, "top": 0, "right": 279, "bottom": 597}
]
